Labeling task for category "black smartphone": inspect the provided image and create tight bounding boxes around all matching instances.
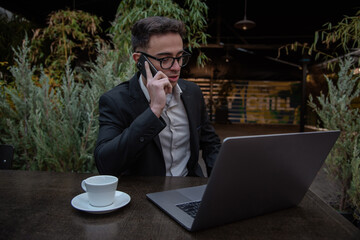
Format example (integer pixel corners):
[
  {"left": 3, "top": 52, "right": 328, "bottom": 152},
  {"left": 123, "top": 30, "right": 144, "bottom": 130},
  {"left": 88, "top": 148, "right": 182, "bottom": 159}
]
[{"left": 136, "top": 54, "right": 158, "bottom": 79}]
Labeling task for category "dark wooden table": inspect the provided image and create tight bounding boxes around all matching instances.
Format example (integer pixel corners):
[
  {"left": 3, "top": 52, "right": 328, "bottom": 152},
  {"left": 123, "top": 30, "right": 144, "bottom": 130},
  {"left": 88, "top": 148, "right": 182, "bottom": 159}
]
[{"left": 0, "top": 170, "right": 359, "bottom": 239}]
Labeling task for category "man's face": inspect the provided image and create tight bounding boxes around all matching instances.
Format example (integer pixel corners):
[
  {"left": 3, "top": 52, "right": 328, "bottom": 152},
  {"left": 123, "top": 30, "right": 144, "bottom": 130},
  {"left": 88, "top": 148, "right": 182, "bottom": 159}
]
[{"left": 135, "top": 33, "right": 184, "bottom": 87}]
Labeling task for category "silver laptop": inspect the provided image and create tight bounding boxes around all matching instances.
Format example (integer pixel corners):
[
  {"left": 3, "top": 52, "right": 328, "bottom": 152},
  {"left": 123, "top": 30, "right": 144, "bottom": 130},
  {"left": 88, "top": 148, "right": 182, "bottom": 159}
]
[{"left": 146, "top": 130, "right": 340, "bottom": 232}]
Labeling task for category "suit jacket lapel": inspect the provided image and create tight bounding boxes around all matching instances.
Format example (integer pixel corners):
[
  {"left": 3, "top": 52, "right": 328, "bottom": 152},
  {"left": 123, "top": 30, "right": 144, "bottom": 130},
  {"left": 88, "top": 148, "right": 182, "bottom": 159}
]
[
  {"left": 128, "top": 73, "right": 163, "bottom": 152},
  {"left": 179, "top": 79, "right": 197, "bottom": 144},
  {"left": 178, "top": 79, "right": 194, "bottom": 122},
  {"left": 128, "top": 73, "right": 149, "bottom": 115}
]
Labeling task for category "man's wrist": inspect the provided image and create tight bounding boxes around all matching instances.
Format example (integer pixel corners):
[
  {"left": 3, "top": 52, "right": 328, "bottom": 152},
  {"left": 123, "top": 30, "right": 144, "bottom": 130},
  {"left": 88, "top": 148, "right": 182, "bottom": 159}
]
[{"left": 150, "top": 105, "right": 163, "bottom": 118}]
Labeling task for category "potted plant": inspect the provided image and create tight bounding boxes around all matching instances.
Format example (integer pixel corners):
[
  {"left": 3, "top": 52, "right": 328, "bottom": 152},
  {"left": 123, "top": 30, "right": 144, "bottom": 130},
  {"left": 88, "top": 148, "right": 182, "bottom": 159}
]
[
  {"left": 214, "top": 79, "right": 235, "bottom": 124},
  {"left": 280, "top": 9, "right": 360, "bottom": 227},
  {"left": 308, "top": 58, "right": 360, "bottom": 226}
]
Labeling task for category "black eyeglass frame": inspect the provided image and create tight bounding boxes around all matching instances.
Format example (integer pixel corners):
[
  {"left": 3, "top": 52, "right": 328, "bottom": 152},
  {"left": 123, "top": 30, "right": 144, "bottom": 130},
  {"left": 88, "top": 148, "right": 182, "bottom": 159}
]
[{"left": 137, "top": 51, "right": 191, "bottom": 70}]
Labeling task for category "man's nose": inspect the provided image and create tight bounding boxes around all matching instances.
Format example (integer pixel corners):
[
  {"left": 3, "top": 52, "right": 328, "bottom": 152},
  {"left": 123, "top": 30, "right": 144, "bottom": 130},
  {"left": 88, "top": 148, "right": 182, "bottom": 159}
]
[{"left": 171, "top": 59, "right": 181, "bottom": 70}]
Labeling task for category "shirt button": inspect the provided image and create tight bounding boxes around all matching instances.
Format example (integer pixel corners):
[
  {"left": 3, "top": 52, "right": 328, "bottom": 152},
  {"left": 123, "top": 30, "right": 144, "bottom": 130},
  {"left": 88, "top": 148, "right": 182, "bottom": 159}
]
[{"left": 139, "top": 137, "right": 145, "bottom": 142}]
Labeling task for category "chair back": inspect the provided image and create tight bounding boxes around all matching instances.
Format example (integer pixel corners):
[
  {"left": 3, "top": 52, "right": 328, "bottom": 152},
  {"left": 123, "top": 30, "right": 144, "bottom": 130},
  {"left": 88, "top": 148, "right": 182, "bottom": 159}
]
[{"left": 0, "top": 144, "right": 14, "bottom": 169}]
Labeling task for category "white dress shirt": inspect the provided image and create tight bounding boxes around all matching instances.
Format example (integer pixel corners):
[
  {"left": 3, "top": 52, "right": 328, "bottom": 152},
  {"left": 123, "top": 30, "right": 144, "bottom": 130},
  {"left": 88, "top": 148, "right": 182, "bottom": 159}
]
[{"left": 139, "top": 76, "right": 190, "bottom": 176}]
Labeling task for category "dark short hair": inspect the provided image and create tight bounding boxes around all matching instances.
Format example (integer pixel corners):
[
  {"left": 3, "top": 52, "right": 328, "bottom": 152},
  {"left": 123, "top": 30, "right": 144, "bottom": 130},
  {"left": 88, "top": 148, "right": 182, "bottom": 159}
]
[{"left": 131, "top": 16, "right": 186, "bottom": 52}]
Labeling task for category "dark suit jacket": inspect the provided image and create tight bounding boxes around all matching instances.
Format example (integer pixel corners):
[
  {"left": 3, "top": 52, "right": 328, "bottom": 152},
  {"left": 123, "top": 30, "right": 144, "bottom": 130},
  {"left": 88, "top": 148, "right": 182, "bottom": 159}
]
[{"left": 94, "top": 73, "right": 221, "bottom": 176}]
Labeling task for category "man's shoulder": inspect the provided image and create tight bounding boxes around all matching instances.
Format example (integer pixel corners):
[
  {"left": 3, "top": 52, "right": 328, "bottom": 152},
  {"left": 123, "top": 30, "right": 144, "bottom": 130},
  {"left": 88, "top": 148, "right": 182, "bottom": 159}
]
[
  {"left": 178, "top": 79, "right": 203, "bottom": 97},
  {"left": 104, "top": 81, "right": 130, "bottom": 96},
  {"left": 101, "top": 74, "right": 138, "bottom": 99},
  {"left": 178, "top": 78, "right": 201, "bottom": 91}
]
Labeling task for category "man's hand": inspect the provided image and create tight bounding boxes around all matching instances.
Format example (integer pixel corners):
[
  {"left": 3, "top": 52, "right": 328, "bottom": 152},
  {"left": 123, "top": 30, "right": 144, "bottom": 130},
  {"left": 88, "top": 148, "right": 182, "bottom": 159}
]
[{"left": 145, "top": 61, "right": 172, "bottom": 117}]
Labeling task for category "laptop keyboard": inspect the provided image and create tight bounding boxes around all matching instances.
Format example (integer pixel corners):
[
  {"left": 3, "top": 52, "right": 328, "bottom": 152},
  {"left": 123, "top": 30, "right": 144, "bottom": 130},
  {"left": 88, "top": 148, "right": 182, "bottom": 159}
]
[{"left": 176, "top": 200, "right": 202, "bottom": 218}]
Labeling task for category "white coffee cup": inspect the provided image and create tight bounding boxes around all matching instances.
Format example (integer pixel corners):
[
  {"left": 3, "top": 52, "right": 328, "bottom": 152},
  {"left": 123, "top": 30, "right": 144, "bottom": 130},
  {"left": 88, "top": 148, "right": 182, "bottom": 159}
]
[{"left": 81, "top": 175, "right": 118, "bottom": 207}]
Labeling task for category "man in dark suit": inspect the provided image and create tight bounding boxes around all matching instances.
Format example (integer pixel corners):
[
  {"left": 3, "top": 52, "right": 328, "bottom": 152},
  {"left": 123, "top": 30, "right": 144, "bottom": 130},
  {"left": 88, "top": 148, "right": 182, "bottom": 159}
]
[{"left": 95, "top": 16, "right": 221, "bottom": 177}]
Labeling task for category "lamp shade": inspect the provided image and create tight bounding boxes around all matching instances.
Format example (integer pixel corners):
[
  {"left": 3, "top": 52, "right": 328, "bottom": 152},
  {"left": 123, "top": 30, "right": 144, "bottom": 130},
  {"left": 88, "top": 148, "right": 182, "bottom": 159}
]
[
  {"left": 234, "top": 0, "right": 256, "bottom": 30},
  {"left": 234, "top": 19, "right": 256, "bottom": 30}
]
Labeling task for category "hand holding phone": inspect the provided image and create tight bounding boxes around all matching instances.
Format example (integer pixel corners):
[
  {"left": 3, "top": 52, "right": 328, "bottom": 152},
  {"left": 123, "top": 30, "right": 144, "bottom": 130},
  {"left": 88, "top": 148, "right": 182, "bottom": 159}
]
[{"left": 137, "top": 54, "right": 172, "bottom": 117}]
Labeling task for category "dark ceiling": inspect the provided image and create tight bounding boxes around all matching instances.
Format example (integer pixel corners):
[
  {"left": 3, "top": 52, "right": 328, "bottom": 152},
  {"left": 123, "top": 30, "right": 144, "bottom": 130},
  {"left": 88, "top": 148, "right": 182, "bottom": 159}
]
[
  {"left": 1, "top": 0, "right": 359, "bottom": 79},
  {"left": 205, "top": 0, "right": 359, "bottom": 67},
  {"left": 2, "top": 0, "right": 359, "bottom": 44}
]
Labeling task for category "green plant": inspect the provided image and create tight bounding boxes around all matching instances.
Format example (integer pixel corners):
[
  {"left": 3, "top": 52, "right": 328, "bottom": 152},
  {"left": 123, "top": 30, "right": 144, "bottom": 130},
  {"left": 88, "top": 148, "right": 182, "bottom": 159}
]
[
  {"left": 349, "top": 138, "right": 360, "bottom": 221},
  {"left": 0, "top": 14, "right": 35, "bottom": 82},
  {"left": 214, "top": 80, "right": 236, "bottom": 108},
  {"left": 279, "top": 9, "right": 360, "bottom": 70},
  {"left": 308, "top": 58, "right": 360, "bottom": 217},
  {"left": 30, "top": 9, "right": 104, "bottom": 81},
  {"left": 311, "top": 10, "right": 360, "bottom": 63},
  {"left": 0, "top": 38, "right": 99, "bottom": 172},
  {"left": 279, "top": 7, "right": 360, "bottom": 222}
]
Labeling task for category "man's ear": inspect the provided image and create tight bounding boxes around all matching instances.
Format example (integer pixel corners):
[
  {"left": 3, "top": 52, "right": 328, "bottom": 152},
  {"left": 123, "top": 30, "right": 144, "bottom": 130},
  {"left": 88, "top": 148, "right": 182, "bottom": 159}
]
[{"left": 132, "top": 52, "right": 141, "bottom": 63}]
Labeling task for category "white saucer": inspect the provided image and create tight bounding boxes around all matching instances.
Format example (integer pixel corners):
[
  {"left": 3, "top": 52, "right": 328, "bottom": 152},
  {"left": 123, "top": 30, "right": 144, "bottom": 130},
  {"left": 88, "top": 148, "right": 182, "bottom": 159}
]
[{"left": 71, "top": 191, "right": 131, "bottom": 214}]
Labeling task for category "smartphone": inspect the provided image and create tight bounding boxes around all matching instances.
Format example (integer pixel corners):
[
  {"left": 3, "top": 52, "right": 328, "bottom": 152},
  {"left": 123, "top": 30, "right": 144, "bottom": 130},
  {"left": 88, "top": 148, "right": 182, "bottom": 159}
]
[{"left": 136, "top": 54, "right": 158, "bottom": 79}]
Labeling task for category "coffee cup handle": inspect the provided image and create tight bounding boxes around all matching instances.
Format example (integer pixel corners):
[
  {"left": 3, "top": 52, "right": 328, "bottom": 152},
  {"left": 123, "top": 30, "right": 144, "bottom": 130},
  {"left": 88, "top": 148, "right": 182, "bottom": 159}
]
[{"left": 81, "top": 180, "right": 87, "bottom": 192}]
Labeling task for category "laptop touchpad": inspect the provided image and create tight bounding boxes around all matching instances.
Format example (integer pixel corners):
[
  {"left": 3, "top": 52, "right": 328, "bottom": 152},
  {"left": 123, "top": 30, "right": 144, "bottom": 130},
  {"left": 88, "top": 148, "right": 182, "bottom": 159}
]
[{"left": 176, "top": 185, "right": 206, "bottom": 201}]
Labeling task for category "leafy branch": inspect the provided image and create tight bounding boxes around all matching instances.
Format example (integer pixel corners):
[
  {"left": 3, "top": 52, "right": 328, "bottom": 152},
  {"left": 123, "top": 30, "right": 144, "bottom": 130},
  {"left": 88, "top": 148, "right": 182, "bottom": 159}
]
[
  {"left": 30, "top": 9, "right": 104, "bottom": 81},
  {"left": 278, "top": 9, "right": 360, "bottom": 69}
]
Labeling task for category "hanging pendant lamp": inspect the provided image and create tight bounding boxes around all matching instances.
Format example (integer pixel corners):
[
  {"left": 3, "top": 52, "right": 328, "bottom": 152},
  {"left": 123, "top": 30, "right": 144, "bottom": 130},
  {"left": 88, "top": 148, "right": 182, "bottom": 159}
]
[{"left": 234, "top": 0, "right": 256, "bottom": 30}]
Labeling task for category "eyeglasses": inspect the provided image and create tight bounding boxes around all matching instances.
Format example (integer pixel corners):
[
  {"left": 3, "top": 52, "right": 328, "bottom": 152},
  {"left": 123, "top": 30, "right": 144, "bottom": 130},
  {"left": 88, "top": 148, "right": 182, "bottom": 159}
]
[{"left": 137, "top": 51, "right": 191, "bottom": 70}]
